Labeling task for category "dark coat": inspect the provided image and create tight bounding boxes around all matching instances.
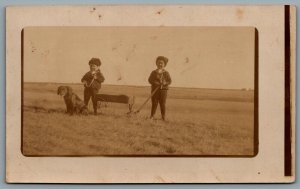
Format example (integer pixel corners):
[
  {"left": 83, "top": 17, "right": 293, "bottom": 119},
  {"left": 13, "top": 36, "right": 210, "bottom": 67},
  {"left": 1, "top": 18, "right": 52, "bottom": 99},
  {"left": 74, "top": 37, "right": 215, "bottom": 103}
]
[
  {"left": 81, "top": 70, "right": 105, "bottom": 90},
  {"left": 148, "top": 69, "right": 172, "bottom": 90}
]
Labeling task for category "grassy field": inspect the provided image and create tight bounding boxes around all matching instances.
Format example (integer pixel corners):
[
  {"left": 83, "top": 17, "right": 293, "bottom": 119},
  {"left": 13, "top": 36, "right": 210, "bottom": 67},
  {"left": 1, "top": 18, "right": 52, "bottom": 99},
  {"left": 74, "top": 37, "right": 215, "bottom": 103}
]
[{"left": 22, "top": 82, "right": 255, "bottom": 156}]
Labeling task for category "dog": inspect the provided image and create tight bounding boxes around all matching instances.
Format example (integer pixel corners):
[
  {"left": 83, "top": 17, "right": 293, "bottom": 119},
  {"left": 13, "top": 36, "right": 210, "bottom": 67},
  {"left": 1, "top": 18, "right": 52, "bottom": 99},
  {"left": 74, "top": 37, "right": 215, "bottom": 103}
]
[{"left": 57, "top": 86, "right": 88, "bottom": 115}]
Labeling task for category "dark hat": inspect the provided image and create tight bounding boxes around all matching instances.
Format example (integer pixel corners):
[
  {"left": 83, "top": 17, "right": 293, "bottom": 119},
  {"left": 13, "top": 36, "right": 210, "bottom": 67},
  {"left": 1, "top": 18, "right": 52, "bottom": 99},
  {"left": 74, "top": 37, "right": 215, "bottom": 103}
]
[
  {"left": 156, "top": 56, "right": 168, "bottom": 66},
  {"left": 88, "top": 58, "right": 101, "bottom": 66}
]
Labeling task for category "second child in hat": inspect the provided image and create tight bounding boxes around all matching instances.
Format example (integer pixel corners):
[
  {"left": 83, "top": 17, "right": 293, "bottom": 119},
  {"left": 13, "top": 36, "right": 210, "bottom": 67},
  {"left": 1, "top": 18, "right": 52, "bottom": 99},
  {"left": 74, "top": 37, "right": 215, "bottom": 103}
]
[{"left": 148, "top": 56, "right": 172, "bottom": 121}]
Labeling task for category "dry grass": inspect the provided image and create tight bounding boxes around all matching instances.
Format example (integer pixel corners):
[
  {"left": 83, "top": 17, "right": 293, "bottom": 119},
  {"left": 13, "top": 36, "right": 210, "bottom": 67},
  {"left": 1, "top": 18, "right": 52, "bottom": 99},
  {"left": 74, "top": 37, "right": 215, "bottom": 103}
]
[{"left": 22, "top": 82, "right": 255, "bottom": 156}]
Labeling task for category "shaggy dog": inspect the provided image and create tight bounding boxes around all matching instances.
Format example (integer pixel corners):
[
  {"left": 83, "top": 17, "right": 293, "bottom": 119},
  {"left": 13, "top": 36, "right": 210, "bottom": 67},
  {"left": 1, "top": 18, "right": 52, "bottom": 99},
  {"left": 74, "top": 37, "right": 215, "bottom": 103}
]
[{"left": 57, "top": 86, "right": 88, "bottom": 115}]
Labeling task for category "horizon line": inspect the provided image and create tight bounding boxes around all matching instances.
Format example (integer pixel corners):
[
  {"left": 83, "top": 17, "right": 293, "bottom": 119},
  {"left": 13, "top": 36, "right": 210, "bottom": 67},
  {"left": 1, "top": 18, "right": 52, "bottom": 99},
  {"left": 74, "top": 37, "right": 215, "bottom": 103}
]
[{"left": 24, "top": 81, "right": 254, "bottom": 91}]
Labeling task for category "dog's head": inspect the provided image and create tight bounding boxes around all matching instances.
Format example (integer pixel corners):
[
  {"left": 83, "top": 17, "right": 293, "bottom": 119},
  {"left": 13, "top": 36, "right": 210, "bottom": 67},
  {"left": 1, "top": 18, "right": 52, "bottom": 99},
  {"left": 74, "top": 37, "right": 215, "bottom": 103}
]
[{"left": 57, "top": 86, "right": 72, "bottom": 97}]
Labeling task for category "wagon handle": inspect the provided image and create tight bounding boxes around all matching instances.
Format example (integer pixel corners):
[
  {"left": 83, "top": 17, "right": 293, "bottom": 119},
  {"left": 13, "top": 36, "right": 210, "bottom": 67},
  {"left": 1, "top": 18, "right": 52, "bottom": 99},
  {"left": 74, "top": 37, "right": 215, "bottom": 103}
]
[{"left": 133, "top": 86, "right": 159, "bottom": 114}]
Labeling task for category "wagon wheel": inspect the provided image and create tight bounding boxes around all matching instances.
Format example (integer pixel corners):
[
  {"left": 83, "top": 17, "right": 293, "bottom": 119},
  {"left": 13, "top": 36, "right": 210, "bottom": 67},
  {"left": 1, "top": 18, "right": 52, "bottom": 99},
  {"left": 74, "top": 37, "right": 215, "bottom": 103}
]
[
  {"left": 128, "top": 96, "right": 135, "bottom": 113},
  {"left": 97, "top": 98, "right": 108, "bottom": 109}
]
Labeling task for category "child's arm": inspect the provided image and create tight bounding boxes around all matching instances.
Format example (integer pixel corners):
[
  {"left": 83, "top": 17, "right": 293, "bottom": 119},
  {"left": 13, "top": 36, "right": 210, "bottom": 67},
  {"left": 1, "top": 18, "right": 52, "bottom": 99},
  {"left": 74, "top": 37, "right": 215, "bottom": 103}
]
[
  {"left": 148, "top": 71, "right": 161, "bottom": 86},
  {"left": 163, "top": 71, "right": 172, "bottom": 86},
  {"left": 81, "top": 72, "right": 89, "bottom": 83},
  {"left": 81, "top": 72, "right": 92, "bottom": 86},
  {"left": 94, "top": 71, "right": 105, "bottom": 83}
]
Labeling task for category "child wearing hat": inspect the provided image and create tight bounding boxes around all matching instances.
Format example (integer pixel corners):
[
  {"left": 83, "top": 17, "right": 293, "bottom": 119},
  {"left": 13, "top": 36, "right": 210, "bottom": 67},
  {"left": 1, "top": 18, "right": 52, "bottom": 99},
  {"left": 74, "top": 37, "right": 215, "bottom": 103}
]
[
  {"left": 148, "top": 56, "right": 172, "bottom": 121},
  {"left": 81, "top": 58, "right": 105, "bottom": 115}
]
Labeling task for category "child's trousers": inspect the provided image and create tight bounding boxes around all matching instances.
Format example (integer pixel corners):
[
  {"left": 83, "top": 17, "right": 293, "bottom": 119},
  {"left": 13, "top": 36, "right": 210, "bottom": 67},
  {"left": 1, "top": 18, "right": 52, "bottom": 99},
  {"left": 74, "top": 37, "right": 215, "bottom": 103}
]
[
  {"left": 84, "top": 87, "right": 99, "bottom": 114},
  {"left": 151, "top": 88, "right": 168, "bottom": 120}
]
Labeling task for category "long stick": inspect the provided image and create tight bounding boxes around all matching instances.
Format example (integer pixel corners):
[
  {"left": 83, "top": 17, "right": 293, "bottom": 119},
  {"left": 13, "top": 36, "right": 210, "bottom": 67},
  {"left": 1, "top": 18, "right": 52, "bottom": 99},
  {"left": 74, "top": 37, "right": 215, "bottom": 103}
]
[
  {"left": 86, "top": 78, "right": 95, "bottom": 88},
  {"left": 84, "top": 77, "right": 95, "bottom": 110},
  {"left": 134, "top": 86, "right": 159, "bottom": 114},
  {"left": 85, "top": 70, "right": 100, "bottom": 88}
]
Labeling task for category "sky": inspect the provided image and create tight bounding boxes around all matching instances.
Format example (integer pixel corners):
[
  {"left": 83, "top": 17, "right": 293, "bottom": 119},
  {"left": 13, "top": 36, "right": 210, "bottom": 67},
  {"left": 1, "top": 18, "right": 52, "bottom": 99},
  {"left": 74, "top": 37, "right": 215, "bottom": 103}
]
[{"left": 23, "top": 26, "right": 255, "bottom": 89}]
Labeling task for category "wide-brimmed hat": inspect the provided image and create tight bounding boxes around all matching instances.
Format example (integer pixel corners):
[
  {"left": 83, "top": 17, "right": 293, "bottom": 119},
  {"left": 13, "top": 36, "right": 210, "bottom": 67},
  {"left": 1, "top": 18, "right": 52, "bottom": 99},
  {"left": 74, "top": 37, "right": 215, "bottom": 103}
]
[
  {"left": 88, "top": 58, "right": 101, "bottom": 66},
  {"left": 156, "top": 56, "right": 168, "bottom": 66}
]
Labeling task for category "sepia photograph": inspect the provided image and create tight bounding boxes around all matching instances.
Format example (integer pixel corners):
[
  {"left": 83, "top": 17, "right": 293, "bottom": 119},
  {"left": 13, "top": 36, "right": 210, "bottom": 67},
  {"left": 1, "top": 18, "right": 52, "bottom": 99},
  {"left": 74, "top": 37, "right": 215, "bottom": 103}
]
[
  {"left": 21, "top": 26, "right": 258, "bottom": 157},
  {"left": 6, "top": 5, "right": 295, "bottom": 183}
]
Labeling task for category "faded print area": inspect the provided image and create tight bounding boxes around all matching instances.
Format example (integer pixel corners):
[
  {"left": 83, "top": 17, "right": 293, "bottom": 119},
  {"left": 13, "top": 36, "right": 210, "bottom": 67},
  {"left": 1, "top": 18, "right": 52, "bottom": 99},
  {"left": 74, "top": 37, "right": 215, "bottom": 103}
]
[
  {"left": 22, "top": 27, "right": 256, "bottom": 156},
  {"left": 24, "top": 27, "right": 254, "bottom": 89}
]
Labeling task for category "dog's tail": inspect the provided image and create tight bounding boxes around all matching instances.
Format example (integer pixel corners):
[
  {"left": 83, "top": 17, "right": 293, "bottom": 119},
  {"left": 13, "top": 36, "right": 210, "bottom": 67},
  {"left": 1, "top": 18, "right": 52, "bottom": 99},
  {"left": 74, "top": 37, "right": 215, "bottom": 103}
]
[{"left": 75, "top": 94, "right": 83, "bottom": 101}]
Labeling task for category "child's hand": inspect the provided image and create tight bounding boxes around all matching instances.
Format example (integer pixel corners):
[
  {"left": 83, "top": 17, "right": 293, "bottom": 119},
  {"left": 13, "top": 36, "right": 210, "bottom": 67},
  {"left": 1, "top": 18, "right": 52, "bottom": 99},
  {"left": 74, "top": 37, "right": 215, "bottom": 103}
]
[
  {"left": 82, "top": 80, "right": 87, "bottom": 85},
  {"left": 93, "top": 74, "right": 98, "bottom": 79},
  {"left": 154, "top": 81, "right": 161, "bottom": 86}
]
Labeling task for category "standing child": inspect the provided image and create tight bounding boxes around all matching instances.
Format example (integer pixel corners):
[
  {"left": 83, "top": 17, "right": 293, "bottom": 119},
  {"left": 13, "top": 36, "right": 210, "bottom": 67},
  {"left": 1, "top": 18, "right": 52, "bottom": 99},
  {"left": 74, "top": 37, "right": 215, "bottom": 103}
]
[
  {"left": 148, "top": 56, "right": 172, "bottom": 121},
  {"left": 81, "top": 58, "right": 105, "bottom": 115}
]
